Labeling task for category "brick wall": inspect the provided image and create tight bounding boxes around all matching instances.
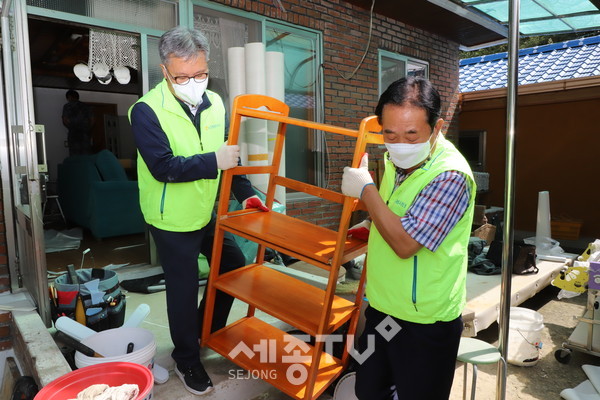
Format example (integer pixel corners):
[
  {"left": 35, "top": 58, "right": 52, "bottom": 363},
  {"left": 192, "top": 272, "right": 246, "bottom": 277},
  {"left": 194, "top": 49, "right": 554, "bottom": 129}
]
[{"left": 210, "top": 0, "right": 461, "bottom": 227}]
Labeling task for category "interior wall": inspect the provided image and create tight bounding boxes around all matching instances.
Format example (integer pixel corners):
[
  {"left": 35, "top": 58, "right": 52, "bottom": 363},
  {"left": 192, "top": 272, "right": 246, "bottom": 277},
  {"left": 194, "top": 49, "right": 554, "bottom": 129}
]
[
  {"left": 32, "top": 87, "right": 139, "bottom": 181},
  {"left": 460, "top": 95, "right": 600, "bottom": 238}
]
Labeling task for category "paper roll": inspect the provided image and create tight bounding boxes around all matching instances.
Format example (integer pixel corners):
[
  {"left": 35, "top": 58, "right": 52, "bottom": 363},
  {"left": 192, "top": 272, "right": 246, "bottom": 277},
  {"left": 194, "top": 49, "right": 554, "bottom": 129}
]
[
  {"left": 227, "top": 47, "right": 246, "bottom": 110},
  {"left": 244, "top": 42, "right": 266, "bottom": 95},
  {"left": 266, "top": 51, "right": 285, "bottom": 101},
  {"left": 239, "top": 120, "right": 248, "bottom": 167},
  {"left": 245, "top": 118, "right": 269, "bottom": 193},
  {"left": 535, "top": 191, "right": 552, "bottom": 252},
  {"left": 266, "top": 51, "right": 286, "bottom": 205}
]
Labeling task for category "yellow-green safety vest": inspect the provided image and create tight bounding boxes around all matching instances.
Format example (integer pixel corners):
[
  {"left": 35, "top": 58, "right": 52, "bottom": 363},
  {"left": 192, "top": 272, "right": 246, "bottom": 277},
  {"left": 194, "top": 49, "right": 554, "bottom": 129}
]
[
  {"left": 129, "top": 81, "right": 225, "bottom": 231},
  {"left": 367, "top": 135, "right": 476, "bottom": 323}
]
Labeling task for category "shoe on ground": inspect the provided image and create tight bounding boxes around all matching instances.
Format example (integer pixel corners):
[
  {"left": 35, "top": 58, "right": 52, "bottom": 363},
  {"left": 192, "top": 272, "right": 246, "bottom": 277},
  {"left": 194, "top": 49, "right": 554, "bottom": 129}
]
[{"left": 175, "top": 363, "right": 214, "bottom": 395}]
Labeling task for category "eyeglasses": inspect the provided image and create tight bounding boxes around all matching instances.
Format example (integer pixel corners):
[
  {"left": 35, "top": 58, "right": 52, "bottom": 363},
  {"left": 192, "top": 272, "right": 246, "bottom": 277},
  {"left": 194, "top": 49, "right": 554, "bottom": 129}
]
[{"left": 163, "top": 66, "right": 209, "bottom": 85}]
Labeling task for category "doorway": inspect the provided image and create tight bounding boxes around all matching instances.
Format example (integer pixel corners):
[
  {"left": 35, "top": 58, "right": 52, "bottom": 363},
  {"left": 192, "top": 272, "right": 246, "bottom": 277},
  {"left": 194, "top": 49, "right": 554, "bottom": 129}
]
[{"left": 28, "top": 17, "right": 149, "bottom": 275}]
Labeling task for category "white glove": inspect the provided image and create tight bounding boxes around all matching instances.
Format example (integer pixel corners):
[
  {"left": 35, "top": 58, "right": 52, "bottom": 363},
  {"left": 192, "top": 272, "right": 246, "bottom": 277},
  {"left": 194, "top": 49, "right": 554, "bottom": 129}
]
[
  {"left": 215, "top": 143, "right": 240, "bottom": 170},
  {"left": 342, "top": 153, "right": 374, "bottom": 198}
]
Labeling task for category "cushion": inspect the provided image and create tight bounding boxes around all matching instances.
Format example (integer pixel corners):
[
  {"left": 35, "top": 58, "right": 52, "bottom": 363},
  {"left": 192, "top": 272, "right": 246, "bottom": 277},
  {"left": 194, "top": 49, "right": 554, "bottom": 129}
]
[{"left": 94, "top": 150, "right": 127, "bottom": 181}]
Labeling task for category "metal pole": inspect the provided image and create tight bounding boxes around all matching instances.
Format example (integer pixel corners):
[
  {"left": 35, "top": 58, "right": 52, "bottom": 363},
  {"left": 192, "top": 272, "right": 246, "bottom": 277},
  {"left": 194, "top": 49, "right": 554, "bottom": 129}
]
[{"left": 497, "top": 0, "right": 520, "bottom": 399}]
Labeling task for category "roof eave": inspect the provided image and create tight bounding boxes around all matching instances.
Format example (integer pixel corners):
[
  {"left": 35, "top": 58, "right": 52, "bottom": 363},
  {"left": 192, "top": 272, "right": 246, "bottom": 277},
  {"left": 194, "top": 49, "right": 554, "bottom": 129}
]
[
  {"left": 461, "top": 75, "right": 600, "bottom": 101},
  {"left": 342, "top": 0, "right": 508, "bottom": 47}
]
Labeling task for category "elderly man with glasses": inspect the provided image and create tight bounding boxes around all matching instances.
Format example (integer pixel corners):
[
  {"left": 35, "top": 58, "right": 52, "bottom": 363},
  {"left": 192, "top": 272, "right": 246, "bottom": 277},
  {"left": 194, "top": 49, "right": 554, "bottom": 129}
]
[{"left": 129, "top": 26, "right": 267, "bottom": 396}]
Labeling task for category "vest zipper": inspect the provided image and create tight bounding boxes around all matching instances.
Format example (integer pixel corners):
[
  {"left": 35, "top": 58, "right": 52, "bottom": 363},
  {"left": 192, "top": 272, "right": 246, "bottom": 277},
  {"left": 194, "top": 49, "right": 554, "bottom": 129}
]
[
  {"left": 412, "top": 256, "right": 418, "bottom": 312},
  {"left": 160, "top": 182, "right": 167, "bottom": 220},
  {"left": 194, "top": 110, "right": 204, "bottom": 151}
]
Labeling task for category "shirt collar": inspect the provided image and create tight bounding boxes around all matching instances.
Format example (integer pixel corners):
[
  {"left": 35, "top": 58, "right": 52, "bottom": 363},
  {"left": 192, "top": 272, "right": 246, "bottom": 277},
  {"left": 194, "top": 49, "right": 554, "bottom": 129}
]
[{"left": 174, "top": 92, "right": 212, "bottom": 118}]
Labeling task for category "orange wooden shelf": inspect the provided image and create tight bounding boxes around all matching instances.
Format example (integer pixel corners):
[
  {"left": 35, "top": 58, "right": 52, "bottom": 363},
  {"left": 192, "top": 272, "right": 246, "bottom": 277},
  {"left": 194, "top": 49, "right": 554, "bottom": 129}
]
[
  {"left": 206, "top": 316, "right": 344, "bottom": 400},
  {"left": 203, "top": 95, "right": 380, "bottom": 400},
  {"left": 219, "top": 211, "right": 367, "bottom": 266},
  {"left": 213, "top": 264, "right": 356, "bottom": 335}
]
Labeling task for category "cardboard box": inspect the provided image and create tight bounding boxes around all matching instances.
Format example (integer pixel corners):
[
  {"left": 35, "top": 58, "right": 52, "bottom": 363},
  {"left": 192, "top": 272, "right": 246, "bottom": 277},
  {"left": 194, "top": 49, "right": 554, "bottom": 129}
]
[
  {"left": 472, "top": 223, "right": 496, "bottom": 245},
  {"left": 551, "top": 219, "right": 583, "bottom": 240}
]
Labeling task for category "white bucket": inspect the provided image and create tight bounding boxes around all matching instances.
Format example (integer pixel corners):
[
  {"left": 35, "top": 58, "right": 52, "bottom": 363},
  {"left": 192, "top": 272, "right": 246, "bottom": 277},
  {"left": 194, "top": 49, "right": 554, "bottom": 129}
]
[
  {"left": 507, "top": 307, "right": 544, "bottom": 366},
  {"left": 74, "top": 327, "right": 156, "bottom": 374}
]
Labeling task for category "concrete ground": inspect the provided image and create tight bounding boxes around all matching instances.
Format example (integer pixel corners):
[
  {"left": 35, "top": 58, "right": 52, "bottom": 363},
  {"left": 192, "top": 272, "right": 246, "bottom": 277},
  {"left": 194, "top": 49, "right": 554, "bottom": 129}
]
[
  {"left": 24, "top": 251, "right": 595, "bottom": 400},
  {"left": 119, "top": 281, "right": 594, "bottom": 400}
]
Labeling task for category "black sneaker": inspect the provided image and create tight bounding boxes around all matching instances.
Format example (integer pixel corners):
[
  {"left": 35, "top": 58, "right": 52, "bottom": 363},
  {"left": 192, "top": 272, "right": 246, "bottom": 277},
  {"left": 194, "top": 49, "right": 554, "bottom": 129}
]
[{"left": 175, "top": 363, "right": 214, "bottom": 395}]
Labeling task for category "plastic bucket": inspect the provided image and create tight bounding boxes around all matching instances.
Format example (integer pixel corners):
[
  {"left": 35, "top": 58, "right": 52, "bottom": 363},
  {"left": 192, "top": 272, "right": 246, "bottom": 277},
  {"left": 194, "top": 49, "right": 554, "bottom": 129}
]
[
  {"left": 74, "top": 327, "right": 156, "bottom": 372},
  {"left": 507, "top": 307, "right": 544, "bottom": 366},
  {"left": 34, "top": 362, "right": 153, "bottom": 400}
]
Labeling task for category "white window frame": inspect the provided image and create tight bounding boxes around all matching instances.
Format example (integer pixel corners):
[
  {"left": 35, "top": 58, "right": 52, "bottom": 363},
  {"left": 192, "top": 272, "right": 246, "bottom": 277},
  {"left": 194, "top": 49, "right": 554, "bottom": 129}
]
[{"left": 378, "top": 49, "right": 429, "bottom": 96}]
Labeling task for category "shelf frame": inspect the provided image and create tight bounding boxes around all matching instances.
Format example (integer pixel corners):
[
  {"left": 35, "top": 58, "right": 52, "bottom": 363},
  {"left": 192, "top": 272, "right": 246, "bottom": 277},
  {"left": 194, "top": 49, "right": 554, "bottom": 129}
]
[{"left": 202, "top": 94, "right": 382, "bottom": 399}]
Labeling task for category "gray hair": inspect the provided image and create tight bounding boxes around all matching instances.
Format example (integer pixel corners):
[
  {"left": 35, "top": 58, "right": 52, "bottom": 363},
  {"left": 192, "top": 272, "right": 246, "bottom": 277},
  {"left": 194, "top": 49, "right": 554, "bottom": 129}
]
[{"left": 159, "top": 26, "right": 210, "bottom": 65}]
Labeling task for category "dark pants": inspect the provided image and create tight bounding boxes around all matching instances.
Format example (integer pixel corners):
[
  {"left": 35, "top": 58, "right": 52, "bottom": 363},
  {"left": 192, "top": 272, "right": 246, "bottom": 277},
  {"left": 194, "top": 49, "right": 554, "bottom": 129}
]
[
  {"left": 149, "top": 216, "right": 245, "bottom": 368},
  {"left": 355, "top": 306, "right": 463, "bottom": 400}
]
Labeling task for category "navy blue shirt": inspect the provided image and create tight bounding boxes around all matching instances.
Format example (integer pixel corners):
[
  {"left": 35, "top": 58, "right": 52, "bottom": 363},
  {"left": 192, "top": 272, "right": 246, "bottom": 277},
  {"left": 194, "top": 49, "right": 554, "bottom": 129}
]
[{"left": 130, "top": 92, "right": 255, "bottom": 203}]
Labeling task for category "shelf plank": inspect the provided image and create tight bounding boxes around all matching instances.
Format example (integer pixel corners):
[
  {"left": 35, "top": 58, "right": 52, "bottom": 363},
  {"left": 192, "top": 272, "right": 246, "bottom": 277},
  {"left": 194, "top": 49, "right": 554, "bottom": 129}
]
[
  {"left": 214, "top": 265, "right": 356, "bottom": 335},
  {"left": 206, "top": 317, "right": 344, "bottom": 400},
  {"left": 219, "top": 211, "right": 367, "bottom": 265}
]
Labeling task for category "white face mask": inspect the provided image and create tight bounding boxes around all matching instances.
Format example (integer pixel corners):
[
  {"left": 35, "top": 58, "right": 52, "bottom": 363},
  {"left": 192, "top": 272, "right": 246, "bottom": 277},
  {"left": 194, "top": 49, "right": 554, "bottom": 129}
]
[
  {"left": 171, "top": 78, "right": 208, "bottom": 106},
  {"left": 385, "top": 133, "right": 439, "bottom": 169}
]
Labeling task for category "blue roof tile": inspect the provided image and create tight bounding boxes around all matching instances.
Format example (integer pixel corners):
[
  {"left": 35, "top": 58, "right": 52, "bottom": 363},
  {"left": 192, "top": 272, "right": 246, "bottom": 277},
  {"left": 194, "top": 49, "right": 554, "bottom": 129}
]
[{"left": 460, "top": 35, "right": 600, "bottom": 92}]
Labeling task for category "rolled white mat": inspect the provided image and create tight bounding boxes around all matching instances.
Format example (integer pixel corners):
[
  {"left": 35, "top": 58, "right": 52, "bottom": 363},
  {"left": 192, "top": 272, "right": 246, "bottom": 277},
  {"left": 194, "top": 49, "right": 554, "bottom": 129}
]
[
  {"left": 244, "top": 42, "right": 266, "bottom": 95},
  {"left": 227, "top": 46, "right": 246, "bottom": 110},
  {"left": 245, "top": 118, "right": 269, "bottom": 193},
  {"left": 265, "top": 51, "right": 285, "bottom": 101},
  {"left": 536, "top": 191, "right": 552, "bottom": 252},
  {"left": 265, "top": 51, "right": 286, "bottom": 205}
]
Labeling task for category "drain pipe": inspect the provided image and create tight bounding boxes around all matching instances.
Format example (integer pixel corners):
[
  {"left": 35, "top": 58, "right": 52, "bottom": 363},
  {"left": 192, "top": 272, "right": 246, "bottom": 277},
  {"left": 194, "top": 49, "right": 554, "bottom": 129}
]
[{"left": 497, "top": 0, "right": 520, "bottom": 399}]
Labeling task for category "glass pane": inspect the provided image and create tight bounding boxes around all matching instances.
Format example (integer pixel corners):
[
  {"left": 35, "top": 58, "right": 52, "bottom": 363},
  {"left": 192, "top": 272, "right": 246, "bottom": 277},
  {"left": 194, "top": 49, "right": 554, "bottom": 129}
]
[
  {"left": 266, "top": 25, "right": 319, "bottom": 186},
  {"left": 381, "top": 56, "right": 405, "bottom": 94},
  {"left": 473, "top": 0, "right": 551, "bottom": 23},
  {"left": 27, "top": 0, "right": 178, "bottom": 31},
  {"left": 147, "top": 36, "right": 163, "bottom": 90},
  {"left": 4, "top": 4, "right": 33, "bottom": 209},
  {"left": 520, "top": 0, "right": 553, "bottom": 20},
  {"left": 193, "top": 5, "right": 261, "bottom": 112},
  {"left": 564, "top": 14, "right": 600, "bottom": 30},
  {"left": 407, "top": 60, "right": 427, "bottom": 77},
  {"left": 537, "top": 0, "right": 597, "bottom": 15},
  {"left": 521, "top": 19, "right": 572, "bottom": 34}
]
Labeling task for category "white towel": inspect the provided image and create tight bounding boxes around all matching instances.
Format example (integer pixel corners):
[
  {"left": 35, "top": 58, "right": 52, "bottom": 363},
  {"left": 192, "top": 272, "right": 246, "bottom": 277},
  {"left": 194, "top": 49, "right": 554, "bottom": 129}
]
[
  {"left": 69, "top": 383, "right": 139, "bottom": 400},
  {"left": 71, "top": 384, "right": 108, "bottom": 400}
]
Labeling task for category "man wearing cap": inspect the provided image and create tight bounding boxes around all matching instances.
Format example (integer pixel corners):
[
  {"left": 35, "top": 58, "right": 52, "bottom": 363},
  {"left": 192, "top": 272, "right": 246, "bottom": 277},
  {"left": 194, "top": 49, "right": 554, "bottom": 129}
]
[
  {"left": 62, "top": 90, "right": 94, "bottom": 155},
  {"left": 129, "top": 26, "right": 267, "bottom": 396}
]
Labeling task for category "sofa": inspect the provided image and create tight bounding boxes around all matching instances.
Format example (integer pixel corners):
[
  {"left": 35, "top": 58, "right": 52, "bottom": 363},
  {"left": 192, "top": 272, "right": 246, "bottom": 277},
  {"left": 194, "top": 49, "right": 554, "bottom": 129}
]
[{"left": 58, "top": 150, "right": 145, "bottom": 239}]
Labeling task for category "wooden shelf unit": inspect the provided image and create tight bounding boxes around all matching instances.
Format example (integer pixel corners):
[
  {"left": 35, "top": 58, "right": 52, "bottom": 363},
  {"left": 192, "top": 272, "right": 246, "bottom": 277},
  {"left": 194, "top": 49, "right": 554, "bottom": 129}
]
[{"left": 202, "top": 94, "right": 383, "bottom": 400}]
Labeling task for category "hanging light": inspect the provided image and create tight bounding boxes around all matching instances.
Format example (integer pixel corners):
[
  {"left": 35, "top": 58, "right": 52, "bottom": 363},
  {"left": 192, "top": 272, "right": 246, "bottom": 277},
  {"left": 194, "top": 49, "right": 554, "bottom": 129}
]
[
  {"left": 73, "top": 63, "right": 92, "bottom": 82},
  {"left": 92, "top": 63, "right": 112, "bottom": 85},
  {"left": 113, "top": 66, "right": 131, "bottom": 84},
  {"left": 75, "top": 29, "right": 139, "bottom": 85}
]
